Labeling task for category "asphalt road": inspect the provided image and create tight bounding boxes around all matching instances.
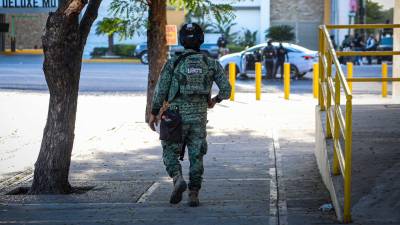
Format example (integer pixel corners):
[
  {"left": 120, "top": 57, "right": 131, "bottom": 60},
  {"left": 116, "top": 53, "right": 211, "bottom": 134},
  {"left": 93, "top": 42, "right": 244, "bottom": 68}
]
[
  {"left": 0, "top": 55, "right": 393, "bottom": 94},
  {"left": 0, "top": 55, "right": 148, "bottom": 92}
]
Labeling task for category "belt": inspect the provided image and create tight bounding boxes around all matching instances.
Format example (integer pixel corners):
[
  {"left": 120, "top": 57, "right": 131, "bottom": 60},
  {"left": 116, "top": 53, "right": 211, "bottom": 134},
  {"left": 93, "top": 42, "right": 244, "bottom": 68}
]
[
  {"left": 174, "top": 94, "right": 209, "bottom": 101},
  {"left": 169, "top": 102, "right": 208, "bottom": 114}
]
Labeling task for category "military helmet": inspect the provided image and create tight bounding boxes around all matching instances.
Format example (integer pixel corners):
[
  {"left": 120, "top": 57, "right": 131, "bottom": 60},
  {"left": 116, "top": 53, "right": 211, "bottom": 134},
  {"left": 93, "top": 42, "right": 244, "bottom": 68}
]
[{"left": 179, "top": 23, "right": 204, "bottom": 49}]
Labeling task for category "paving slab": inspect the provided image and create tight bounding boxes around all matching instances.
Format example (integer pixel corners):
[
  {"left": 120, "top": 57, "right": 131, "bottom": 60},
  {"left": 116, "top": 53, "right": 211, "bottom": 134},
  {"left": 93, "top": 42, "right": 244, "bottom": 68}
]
[
  {"left": 148, "top": 179, "right": 270, "bottom": 203},
  {"left": 278, "top": 129, "right": 338, "bottom": 225}
]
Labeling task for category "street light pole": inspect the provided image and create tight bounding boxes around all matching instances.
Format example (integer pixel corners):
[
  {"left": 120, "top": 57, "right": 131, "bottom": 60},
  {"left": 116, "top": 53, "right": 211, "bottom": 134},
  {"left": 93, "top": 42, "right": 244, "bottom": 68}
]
[
  {"left": 10, "top": 15, "right": 15, "bottom": 52},
  {"left": 0, "top": 14, "right": 5, "bottom": 52}
]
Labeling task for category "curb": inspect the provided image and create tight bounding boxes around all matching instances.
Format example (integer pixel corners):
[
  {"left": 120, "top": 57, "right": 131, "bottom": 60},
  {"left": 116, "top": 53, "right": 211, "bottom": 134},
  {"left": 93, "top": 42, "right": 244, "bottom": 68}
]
[
  {"left": 272, "top": 129, "right": 288, "bottom": 225},
  {"left": 82, "top": 59, "right": 140, "bottom": 64},
  {"left": 269, "top": 129, "right": 288, "bottom": 225},
  {"left": 1, "top": 51, "right": 141, "bottom": 64},
  {"left": 1, "top": 49, "right": 43, "bottom": 55},
  {"left": 314, "top": 106, "right": 343, "bottom": 222}
]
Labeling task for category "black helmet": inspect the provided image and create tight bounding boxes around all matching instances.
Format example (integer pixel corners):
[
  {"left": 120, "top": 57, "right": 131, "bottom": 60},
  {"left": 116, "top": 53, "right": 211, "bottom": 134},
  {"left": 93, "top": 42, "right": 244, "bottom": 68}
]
[{"left": 179, "top": 23, "right": 204, "bottom": 50}]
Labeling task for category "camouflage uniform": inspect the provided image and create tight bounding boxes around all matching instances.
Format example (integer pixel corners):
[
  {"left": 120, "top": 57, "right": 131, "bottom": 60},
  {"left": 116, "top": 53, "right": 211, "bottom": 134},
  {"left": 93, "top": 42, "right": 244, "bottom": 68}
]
[{"left": 151, "top": 49, "right": 231, "bottom": 190}]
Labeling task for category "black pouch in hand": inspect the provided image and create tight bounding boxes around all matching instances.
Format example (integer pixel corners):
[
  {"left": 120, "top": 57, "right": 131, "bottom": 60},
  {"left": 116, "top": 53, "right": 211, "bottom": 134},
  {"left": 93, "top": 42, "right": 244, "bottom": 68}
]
[{"left": 160, "top": 109, "right": 183, "bottom": 143}]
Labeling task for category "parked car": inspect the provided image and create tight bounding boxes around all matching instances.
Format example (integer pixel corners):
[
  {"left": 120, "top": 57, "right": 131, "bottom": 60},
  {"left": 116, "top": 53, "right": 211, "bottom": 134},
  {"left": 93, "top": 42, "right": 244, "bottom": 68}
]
[
  {"left": 218, "top": 42, "right": 318, "bottom": 78},
  {"left": 377, "top": 36, "right": 393, "bottom": 64},
  {"left": 134, "top": 43, "right": 149, "bottom": 64},
  {"left": 134, "top": 42, "right": 219, "bottom": 64}
]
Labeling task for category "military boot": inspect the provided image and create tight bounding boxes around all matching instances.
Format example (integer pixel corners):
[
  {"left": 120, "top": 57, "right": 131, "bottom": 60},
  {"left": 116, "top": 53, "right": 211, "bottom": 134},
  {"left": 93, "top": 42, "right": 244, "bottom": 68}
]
[
  {"left": 169, "top": 174, "right": 187, "bottom": 204},
  {"left": 188, "top": 188, "right": 200, "bottom": 207}
]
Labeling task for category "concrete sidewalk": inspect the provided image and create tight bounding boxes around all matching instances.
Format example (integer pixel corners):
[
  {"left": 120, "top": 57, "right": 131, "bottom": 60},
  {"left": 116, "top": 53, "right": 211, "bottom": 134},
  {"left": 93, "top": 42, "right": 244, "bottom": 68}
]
[{"left": 0, "top": 92, "right": 336, "bottom": 224}]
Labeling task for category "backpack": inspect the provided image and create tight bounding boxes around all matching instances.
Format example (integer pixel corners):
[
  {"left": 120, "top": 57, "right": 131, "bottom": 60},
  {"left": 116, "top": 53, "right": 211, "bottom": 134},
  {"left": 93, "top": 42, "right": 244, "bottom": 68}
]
[{"left": 173, "top": 51, "right": 212, "bottom": 96}]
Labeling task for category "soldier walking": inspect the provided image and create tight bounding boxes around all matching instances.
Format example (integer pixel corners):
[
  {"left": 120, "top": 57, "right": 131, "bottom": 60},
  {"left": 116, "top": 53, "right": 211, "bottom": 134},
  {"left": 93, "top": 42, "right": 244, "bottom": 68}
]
[
  {"left": 262, "top": 40, "right": 276, "bottom": 79},
  {"left": 275, "top": 42, "right": 289, "bottom": 79},
  {"left": 149, "top": 23, "right": 231, "bottom": 207}
]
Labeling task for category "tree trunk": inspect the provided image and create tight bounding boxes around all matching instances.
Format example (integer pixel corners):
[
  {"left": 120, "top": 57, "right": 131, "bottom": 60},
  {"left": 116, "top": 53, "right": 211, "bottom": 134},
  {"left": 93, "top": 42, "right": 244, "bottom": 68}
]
[
  {"left": 107, "top": 33, "right": 114, "bottom": 55},
  {"left": 145, "top": 0, "right": 167, "bottom": 122},
  {"left": 29, "top": 0, "right": 102, "bottom": 194}
]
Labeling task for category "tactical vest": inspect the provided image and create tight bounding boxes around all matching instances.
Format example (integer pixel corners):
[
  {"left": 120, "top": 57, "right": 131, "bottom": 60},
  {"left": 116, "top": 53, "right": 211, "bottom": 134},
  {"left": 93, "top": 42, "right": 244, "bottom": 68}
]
[
  {"left": 277, "top": 48, "right": 286, "bottom": 60},
  {"left": 173, "top": 52, "right": 212, "bottom": 96},
  {"left": 264, "top": 47, "right": 275, "bottom": 59}
]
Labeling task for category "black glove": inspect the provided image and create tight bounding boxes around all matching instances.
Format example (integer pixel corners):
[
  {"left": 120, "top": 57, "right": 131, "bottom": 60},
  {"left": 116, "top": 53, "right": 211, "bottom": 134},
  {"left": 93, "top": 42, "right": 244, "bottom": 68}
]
[{"left": 211, "top": 96, "right": 222, "bottom": 103}]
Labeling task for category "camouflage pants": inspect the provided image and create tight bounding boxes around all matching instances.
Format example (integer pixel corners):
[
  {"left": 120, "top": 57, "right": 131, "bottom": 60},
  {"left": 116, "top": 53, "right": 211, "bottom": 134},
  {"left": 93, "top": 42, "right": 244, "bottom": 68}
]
[{"left": 161, "top": 122, "right": 207, "bottom": 190}]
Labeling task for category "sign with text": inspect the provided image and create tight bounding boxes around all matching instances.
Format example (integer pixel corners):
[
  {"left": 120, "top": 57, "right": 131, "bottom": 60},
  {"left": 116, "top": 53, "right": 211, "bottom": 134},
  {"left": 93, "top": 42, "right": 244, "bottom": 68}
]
[
  {"left": 166, "top": 24, "right": 178, "bottom": 46},
  {"left": 0, "top": 0, "right": 57, "bottom": 13}
]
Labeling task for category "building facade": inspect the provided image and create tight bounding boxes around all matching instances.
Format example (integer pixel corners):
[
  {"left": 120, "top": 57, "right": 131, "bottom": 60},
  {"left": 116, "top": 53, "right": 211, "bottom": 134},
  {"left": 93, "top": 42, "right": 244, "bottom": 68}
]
[
  {"left": 0, "top": 0, "right": 350, "bottom": 54},
  {"left": 329, "top": 0, "right": 353, "bottom": 47},
  {"left": 209, "top": 0, "right": 270, "bottom": 45},
  {"left": 0, "top": 0, "right": 56, "bottom": 51},
  {"left": 270, "top": 0, "right": 324, "bottom": 50},
  {"left": 3, "top": 14, "right": 47, "bottom": 50}
]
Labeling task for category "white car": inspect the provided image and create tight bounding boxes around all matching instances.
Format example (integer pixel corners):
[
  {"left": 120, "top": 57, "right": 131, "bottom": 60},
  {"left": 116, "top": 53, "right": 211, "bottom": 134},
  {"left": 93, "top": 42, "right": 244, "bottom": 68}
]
[{"left": 219, "top": 42, "right": 318, "bottom": 78}]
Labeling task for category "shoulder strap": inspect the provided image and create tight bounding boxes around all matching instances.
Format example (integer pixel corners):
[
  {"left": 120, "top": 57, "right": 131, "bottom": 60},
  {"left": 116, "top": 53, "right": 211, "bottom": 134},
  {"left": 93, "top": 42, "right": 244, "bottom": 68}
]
[{"left": 173, "top": 51, "right": 207, "bottom": 71}]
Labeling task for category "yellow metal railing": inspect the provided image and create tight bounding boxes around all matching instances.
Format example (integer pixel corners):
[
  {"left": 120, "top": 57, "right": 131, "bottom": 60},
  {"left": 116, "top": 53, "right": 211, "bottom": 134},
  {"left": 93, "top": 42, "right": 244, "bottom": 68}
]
[
  {"left": 319, "top": 23, "right": 400, "bottom": 223},
  {"left": 319, "top": 25, "right": 353, "bottom": 223}
]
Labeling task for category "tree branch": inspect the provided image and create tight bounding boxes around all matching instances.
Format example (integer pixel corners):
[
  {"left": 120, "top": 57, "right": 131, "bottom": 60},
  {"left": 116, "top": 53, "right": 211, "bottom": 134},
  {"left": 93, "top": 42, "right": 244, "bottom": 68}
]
[
  {"left": 136, "top": 0, "right": 149, "bottom": 7},
  {"left": 79, "top": 0, "right": 102, "bottom": 41},
  {"left": 64, "top": 0, "right": 87, "bottom": 17}
]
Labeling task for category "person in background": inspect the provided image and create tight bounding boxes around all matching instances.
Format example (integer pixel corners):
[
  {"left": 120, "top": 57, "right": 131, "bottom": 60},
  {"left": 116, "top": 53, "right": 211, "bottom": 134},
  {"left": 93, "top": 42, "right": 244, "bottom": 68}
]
[
  {"left": 262, "top": 40, "right": 276, "bottom": 79},
  {"left": 339, "top": 35, "right": 352, "bottom": 64},
  {"left": 382, "top": 19, "right": 393, "bottom": 37},
  {"left": 330, "top": 35, "right": 337, "bottom": 50},
  {"left": 352, "top": 33, "right": 365, "bottom": 65},
  {"left": 275, "top": 42, "right": 289, "bottom": 79},
  {"left": 217, "top": 34, "right": 228, "bottom": 58},
  {"left": 365, "top": 34, "right": 377, "bottom": 65}
]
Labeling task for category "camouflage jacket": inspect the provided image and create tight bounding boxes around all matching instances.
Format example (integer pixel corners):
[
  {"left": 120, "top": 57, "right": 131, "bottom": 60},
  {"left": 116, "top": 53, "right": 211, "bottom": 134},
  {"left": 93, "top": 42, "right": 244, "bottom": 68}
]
[{"left": 151, "top": 49, "right": 231, "bottom": 116}]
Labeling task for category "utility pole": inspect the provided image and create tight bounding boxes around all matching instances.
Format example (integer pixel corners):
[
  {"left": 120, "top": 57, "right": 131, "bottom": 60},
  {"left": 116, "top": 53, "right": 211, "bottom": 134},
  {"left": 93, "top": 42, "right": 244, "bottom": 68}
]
[
  {"left": 10, "top": 16, "right": 15, "bottom": 52},
  {"left": 358, "top": 0, "right": 367, "bottom": 38},
  {"left": 0, "top": 14, "right": 5, "bottom": 52}
]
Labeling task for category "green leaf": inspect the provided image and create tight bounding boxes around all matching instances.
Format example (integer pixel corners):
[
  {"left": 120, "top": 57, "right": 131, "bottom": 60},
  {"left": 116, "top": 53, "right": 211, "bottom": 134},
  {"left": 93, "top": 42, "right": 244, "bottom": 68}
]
[
  {"left": 108, "top": 0, "right": 235, "bottom": 40},
  {"left": 265, "top": 25, "right": 295, "bottom": 42}
]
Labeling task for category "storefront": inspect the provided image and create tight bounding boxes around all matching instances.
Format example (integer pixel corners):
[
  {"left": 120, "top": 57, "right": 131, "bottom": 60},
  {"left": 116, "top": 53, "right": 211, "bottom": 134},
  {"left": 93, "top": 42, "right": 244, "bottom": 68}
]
[{"left": 0, "top": 0, "right": 57, "bottom": 51}]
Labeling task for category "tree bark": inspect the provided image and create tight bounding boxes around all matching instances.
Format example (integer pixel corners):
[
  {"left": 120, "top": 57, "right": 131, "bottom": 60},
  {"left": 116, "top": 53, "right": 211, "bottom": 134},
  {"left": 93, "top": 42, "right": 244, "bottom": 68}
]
[
  {"left": 107, "top": 33, "right": 114, "bottom": 55},
  {"left": 145, "top": 0, "right": 167, "bottom": 122},
  {"left": 29, "top": 0, "right": 102, "bottom": 194}
]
